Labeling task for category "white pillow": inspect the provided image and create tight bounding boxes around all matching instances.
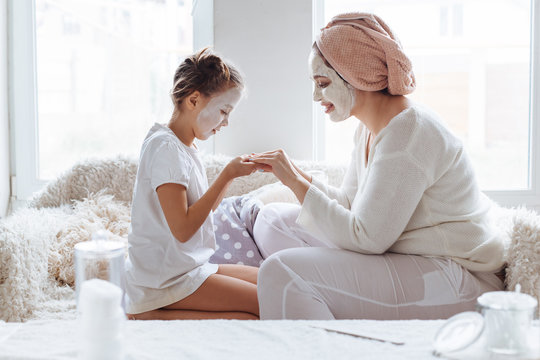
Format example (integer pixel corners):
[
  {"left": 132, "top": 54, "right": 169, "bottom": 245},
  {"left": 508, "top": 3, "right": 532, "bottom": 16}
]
[{"left": 248, "top": 182, "right": 299, "bottom": 205}]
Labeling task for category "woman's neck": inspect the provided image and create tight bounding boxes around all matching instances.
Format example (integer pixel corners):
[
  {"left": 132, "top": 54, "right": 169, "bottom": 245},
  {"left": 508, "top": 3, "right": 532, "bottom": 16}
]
[
  {"left": 168, "top": 110, "right": 195, "bottom": 147},
  {"left": 351, "top": 92, "right": 411, "bottom": 137}
]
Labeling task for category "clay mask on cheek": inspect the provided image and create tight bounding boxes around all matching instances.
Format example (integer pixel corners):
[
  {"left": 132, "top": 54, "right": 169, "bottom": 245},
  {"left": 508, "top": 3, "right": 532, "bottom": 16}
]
[
  {"left": 196, "top": 88, "right": 242, "bottom": 139},
  {"left": 310, "top": 54, "right": 355, "bottom": 122}
]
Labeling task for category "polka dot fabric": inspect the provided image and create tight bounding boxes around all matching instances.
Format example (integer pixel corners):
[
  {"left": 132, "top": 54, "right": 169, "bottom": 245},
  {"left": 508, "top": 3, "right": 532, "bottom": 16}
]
[{"left": 209, "top": 196, "right": 264, "bottom": 267}]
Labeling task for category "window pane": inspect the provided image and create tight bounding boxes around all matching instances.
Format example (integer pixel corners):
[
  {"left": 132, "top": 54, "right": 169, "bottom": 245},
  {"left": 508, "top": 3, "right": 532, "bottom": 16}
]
[
  {"left": 35, "top": 0, "right": 192, "bottom": 180},
  {"left": 323, "top": 0, "right": 531, "bottom": 191}
]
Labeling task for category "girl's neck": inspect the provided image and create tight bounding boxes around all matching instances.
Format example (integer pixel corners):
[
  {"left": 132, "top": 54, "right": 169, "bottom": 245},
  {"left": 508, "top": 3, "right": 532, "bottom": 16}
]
[
  {"left": 168, "top": 110, "right": 196, "bottom": 148},
  {"left": 352, "top": 92, "right": 411, "bottom": 137}
]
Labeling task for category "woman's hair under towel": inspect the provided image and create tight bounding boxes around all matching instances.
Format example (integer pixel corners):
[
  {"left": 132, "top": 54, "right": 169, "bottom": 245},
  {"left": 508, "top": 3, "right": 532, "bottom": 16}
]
[{"left": 315, "top": 12, "right": 416, "bottom": 95}]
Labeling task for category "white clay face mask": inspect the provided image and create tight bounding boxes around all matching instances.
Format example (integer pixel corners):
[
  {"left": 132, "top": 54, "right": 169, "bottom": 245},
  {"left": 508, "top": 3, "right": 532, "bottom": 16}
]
[
  {"left": 196, "top": 87, "right": 242, "bottom": 139},
  {"left": 310, "top": 52, "right": 355, "bottom": 122}
]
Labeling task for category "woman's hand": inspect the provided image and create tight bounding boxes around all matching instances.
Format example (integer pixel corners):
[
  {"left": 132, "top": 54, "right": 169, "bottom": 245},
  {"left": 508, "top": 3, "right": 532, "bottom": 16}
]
[
  {"left": 248, "top": 149, "right": 297, "bottom": 187},
  {"left": 248, "top": 149, "right": 311, "bottom": 203},
  {"left": 224, "top": 155, "right": 268, "bottom": 180}
]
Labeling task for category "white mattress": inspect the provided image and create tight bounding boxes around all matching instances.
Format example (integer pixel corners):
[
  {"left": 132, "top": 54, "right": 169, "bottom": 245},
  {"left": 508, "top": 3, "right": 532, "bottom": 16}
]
[{"left": 0, "top": 319, "right": 539, "bottom": 360}]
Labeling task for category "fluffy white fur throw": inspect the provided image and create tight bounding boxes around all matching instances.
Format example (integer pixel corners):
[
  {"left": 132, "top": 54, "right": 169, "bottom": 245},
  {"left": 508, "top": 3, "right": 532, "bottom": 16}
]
[
  {"left": 505, "top": 207, "right": 540, "bottom": 315},
  {"left": 0, "top": 155, "right": 538, "bottom": 322}
]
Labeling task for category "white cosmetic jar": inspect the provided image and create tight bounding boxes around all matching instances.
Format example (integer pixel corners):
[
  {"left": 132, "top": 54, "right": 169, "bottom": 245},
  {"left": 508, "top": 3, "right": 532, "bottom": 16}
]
[{"left": 476, "top": 291, "right": 538, "bottom": 355}]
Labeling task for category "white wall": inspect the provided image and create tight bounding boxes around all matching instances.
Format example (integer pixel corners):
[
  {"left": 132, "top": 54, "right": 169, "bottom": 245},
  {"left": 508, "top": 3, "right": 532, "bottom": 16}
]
[
  {"left": 213, "top": 0, "right": 314, "bottom": 160},
  {"left": 0, "top": 0, "right": 9, "bottom": 217}
]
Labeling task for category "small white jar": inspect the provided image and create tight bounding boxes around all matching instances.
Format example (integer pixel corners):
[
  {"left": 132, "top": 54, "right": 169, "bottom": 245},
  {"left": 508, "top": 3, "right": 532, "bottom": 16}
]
[{"left": 477, "top": 291, "right": 538, "bottom": 355}]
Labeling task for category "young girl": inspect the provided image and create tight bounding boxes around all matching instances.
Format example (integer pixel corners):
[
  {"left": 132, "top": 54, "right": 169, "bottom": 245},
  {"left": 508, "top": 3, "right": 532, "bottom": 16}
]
[{"left": 125, "top": 48, "right": 263, "bottom": 320}]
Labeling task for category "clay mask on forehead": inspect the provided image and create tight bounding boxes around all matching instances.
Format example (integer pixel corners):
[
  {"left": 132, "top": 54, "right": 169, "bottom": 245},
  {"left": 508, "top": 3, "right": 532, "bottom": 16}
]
[
  {"left": 196, "top": 87, "right": 242, "bottom": 140},
  {"left": 310, "top": 52, "right": 355, "bottom": 122}
]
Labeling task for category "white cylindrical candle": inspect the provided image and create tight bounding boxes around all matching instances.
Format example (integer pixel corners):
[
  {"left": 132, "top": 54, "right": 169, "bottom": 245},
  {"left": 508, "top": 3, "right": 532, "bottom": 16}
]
[{"left": 78, "top": 278, "right": 125, "bottom": 360}]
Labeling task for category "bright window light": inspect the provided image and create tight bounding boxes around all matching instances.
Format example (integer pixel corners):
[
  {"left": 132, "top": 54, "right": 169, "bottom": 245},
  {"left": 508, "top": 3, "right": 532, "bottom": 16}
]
[{"left": 35, "top": 0, "right": 193, "bottom": 180}]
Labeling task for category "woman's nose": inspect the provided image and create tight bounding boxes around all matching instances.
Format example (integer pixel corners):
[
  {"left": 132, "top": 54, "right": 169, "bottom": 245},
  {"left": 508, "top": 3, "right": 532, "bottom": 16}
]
[{"left": 313, "top": 87, "right": 322, "bottom": 102}]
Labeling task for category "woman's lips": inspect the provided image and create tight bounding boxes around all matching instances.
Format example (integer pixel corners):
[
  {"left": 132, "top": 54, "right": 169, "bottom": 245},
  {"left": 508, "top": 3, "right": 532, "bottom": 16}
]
[{"left": 322, "top": 103, "right": 335, "bottom": 114}]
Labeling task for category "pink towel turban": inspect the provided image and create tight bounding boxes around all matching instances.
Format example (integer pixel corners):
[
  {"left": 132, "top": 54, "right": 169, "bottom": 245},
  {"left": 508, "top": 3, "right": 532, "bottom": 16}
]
[{"left": 315, "top": 12, "right": 416, "bottom": 95}]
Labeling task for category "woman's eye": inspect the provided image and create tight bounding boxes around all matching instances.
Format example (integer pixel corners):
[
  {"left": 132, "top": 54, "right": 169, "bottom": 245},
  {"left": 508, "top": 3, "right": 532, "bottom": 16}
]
[
  {"left": 221, "top": 110, "right": 228, "bottom": 115},
  {"left": 317, "top": 82, "right": 328, "bottom": 88}
]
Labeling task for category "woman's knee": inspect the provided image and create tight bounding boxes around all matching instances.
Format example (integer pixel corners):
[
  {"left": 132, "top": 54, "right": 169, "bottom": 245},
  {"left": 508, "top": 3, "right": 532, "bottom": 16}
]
[
  {"left": 253, "top": 204, "right": 305, "bottom": 258},
  {"left": 258, "top": 251, "right": 290, "bottom": 292},
  {"left": 254, "top": 203, "right": 297, "bottom": 234},
  {"left": 258, "top": 248, "right": 308, "bottom": 293},
  {"left": 258, "top": 252, "right": 285, "bottom": 286}
]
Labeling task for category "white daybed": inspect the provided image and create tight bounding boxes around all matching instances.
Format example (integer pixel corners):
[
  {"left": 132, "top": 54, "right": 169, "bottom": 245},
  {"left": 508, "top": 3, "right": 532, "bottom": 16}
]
[{"left": 1, "top": 155, "right": 539, "bottom": 360}]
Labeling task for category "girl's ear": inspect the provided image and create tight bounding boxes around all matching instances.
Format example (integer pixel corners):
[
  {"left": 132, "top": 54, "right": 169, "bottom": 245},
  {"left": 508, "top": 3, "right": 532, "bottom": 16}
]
[{"left": 186, "top": 91, "right": 201, "bottom": 110}]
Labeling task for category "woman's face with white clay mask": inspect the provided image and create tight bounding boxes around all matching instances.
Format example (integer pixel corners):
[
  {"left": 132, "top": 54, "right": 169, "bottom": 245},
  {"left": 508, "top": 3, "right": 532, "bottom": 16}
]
[
  {"left": 309, "top": 51, "right": 355, "bottom": 122},
  {"left": 195, "top": 87, "right": 243, "bottom": 140}
]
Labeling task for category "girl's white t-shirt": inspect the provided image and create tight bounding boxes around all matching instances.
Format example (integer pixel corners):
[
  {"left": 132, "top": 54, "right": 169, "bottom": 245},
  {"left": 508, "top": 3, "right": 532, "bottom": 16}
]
[{"left": 125, "top": 123, "right": 218, "bottom": 314}]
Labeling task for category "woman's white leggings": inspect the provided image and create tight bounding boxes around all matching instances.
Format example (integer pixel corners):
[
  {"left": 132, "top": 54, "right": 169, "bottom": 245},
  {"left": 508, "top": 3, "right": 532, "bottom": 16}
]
[{"left": 253, "top": 203, "right": 504, "bottom": 320}]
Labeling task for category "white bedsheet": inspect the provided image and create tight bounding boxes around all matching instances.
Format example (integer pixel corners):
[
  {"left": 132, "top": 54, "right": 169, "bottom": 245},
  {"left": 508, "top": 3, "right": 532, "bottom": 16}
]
[{"left": 0, "top": 319, "right": 538, "bottom": 360}]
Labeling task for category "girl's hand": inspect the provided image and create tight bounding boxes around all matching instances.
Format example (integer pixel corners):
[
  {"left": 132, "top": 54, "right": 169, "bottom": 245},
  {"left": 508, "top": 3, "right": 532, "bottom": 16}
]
[
  {"left": 224, "top": 155, "right": 268, "bottom": 180},
  {"left": 249, "top": 149, "right": 310, "bottom": 203},
  {"left": 248, "top": 149, "right": 301, "bottom": 188}
]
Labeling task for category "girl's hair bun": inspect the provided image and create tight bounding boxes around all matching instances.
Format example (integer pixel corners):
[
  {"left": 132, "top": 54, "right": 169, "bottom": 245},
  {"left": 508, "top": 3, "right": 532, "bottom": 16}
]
[{"left": 171, "top": 47, "right": 243, "bottom": 106}]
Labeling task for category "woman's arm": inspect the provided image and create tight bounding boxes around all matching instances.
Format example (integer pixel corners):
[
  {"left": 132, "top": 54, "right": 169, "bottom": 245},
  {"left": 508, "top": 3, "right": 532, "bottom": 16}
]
[
  {"left": 250, "top": 149, "right": 357, "bottom": 209},
  {"left": 297, "top": 154, "right": 428, "bottom": 254}
]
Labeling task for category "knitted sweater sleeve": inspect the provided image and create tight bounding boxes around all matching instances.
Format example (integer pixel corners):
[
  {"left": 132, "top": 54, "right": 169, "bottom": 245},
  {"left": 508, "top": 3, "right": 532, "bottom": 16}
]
[
  {"left": 309, "top": 158, "right": 357, "bottom": 210},
  {"left": 296, "top": 152, "right": 429, "bottom": 254},
  {"left": 307, "top": 126, "right": 362, "bottom": 209}
]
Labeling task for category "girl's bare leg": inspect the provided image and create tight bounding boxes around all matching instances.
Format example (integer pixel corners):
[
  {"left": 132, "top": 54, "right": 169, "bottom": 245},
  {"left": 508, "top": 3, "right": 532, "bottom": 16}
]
[
  {"left": 217, "top": 264, "right": 258, "bottom": 285},
  {"left": 129, "top": 309, "right": 258, "bottom": 320},
  {"left": 128, "top": 265, "right": 259, "bottom": 320},
  {"left": 164, "top": 271, "right": 259, "bottom": 315}
]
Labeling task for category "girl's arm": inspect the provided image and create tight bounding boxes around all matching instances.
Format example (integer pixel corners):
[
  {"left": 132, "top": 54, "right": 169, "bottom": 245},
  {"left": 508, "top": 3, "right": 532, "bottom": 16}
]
[
  {"left": 211, "top": 176, "right": 232, "bottom": 211},
  {"left": 157, "top": 171, "right": 231, "bottom": 243},
  {"left": 157, "top": 156, "right": 263, "bottom": 243}
]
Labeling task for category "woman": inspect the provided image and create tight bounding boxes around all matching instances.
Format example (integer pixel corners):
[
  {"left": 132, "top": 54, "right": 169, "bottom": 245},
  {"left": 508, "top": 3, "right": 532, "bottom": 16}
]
[{"left": 249, "top": 13, "right": 504, "bottom": 320}]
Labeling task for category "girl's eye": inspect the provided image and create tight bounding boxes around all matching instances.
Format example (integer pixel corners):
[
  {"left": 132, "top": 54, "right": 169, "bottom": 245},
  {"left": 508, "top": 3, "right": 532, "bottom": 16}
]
[
  {"left": 221, "top": 110, "right": 229, "bottom": 115},
  {"left": 317, "top": 82, "right": 329, "bottom": 88}
]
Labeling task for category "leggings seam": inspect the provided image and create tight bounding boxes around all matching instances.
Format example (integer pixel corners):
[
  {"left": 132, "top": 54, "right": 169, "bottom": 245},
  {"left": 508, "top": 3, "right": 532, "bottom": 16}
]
[
  {"left": 277, "top": 258, "right": 331, "bottom": 319},
  {"left": 303, "top": 278, "right": 479, "bottom": 308}
]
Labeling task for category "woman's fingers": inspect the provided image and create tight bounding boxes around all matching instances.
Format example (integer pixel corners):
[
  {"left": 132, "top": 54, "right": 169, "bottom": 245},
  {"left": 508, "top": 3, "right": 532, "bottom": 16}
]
[{"left": 250, "top": 149, "right": 288, "bottom": 158}]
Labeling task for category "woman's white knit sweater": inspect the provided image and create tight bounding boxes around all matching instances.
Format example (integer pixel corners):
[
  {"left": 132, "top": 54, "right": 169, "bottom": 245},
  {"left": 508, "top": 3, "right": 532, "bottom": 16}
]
[{"left": 297, "top": 105, "right": 504, "bottom": 272}]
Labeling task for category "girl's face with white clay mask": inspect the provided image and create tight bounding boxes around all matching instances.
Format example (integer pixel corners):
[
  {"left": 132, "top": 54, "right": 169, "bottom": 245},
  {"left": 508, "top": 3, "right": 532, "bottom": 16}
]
[
  {"left": 309, "top": 52, "right": 355, "bottom": 122},
  {"left": 194, "top": 87, "right": 243, "bottom": 140}
]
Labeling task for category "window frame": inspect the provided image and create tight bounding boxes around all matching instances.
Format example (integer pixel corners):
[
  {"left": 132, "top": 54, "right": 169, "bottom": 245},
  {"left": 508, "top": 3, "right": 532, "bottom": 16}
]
[
  {"left": 314, "top": 0, "right": 540, "bottom": 210},
  {"left": 9, "top": 0, "right": 44, "bottom": 200},
  {"left": 9, "top": 0, "right": 209, "bottom": 201}
]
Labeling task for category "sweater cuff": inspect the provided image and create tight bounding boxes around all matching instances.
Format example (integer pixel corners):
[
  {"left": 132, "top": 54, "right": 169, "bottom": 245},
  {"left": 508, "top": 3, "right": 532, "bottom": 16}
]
[
  {"left": 296, "top": 184, "right": 324, "bottom": 236},
  {"left": 310, "top": 176, "right": 325, "bottom": 191}
]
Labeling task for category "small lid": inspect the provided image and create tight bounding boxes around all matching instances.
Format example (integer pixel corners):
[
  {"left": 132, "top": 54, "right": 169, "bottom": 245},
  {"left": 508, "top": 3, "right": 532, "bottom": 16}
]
[
  {"left": 74, "top": 230, "right": 124, "bottom": 258},
  {"left": 477, "top": 291, "right": 538, "bottom": 310},
  {"left": 433, "top": 311, "right": 484, "bottom": 354}
]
